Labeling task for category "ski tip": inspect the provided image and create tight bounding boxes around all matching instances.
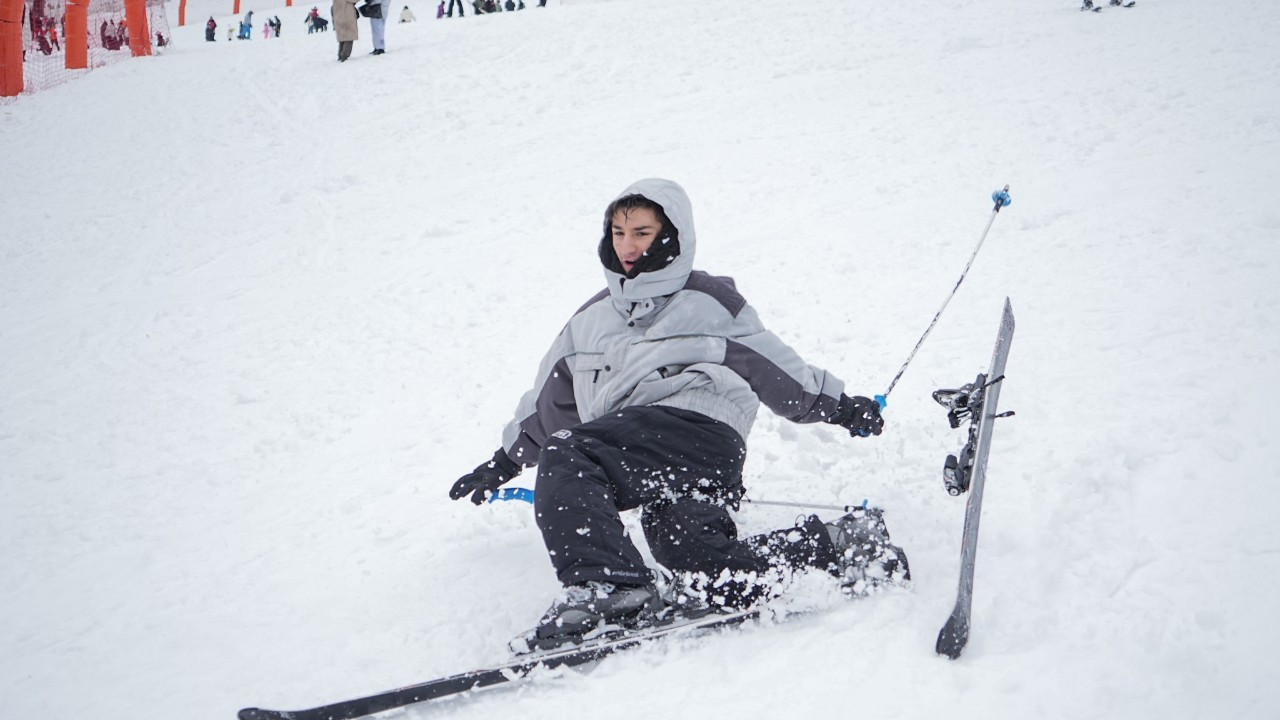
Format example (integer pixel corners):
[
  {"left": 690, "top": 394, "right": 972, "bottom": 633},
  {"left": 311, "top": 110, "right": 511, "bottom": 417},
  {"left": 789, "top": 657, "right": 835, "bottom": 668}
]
[{"left": 935, "top": 612, "right": 970, "bottom": 660}]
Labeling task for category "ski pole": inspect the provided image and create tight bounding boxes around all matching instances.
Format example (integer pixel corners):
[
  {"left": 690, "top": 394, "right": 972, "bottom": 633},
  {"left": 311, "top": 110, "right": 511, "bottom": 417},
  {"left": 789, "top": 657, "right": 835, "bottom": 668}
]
[
  {"left": 741, "top": 497, "right": 868, "bottom": 513},
  {"left": 874, "top": 186, "right": 1012, "bottom": 410},
  {"left": 491, "top": 491, "right": 868, "bottom": 513}
]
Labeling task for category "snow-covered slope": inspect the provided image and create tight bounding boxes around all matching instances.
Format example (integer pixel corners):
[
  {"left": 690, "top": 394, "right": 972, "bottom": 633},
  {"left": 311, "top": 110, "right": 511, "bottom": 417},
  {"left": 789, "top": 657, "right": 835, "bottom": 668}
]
[{"left": 3, "top": 0, "right": 1278, "bottom": 718}]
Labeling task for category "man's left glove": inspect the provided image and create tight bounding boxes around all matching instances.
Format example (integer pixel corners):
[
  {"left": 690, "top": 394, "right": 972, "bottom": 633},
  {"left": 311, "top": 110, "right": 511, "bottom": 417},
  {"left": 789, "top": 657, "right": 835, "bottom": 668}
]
[
  {"left": 824, "top": 394, "right": 885, "bottom": 437},
  {"left": 449, "top": 448, "right": 522, "bottom": 505}
]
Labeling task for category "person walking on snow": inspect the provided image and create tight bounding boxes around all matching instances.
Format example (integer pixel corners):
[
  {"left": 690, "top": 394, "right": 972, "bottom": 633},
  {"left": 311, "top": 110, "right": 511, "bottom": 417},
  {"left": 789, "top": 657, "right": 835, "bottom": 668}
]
[
  {"left": 450, "top": 178, "right": 910, "bottom": 650},
  {"left": 205, "top": 16, "right": 216, "bottom": 41},
  {"left": 367, "top": 0, "right": 388, "bottom": 54},
  {"left": 332, "top": 0, "right": 358, "bottom": 60}
]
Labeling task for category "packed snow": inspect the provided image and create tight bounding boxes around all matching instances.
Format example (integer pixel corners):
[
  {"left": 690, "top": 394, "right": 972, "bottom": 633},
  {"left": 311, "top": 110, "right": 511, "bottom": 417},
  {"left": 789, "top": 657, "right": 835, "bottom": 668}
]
[{"left": 3, "top": 0, "right": 1279, "bottom": 718}]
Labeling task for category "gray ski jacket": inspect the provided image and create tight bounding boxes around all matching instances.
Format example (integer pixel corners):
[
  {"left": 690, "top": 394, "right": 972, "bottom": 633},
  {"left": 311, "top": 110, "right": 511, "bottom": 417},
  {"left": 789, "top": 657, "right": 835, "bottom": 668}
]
[{"left": 501, "top": 178, "right": 846, "bottom": 467}]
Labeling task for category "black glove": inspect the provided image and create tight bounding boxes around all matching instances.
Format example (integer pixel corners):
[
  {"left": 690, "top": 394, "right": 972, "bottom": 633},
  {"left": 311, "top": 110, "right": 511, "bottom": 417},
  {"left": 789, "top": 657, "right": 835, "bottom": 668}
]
[
  {"left": 825, "top": 394, "right": 884, "bottom": 437},
  {"left": 449, "top": 448, "right": 522, "bottom": 505}
]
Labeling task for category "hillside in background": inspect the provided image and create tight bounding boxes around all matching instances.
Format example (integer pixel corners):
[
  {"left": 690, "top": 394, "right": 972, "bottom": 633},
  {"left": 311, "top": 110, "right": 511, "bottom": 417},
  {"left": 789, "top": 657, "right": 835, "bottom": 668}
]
[{"left": 3, "top": 1, "right": 1279, "bottom": 718}]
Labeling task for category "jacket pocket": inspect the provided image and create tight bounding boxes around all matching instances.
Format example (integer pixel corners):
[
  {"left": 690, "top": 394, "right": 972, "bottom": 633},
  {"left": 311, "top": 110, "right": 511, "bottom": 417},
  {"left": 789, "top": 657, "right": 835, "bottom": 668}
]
[{"left": 571, "top": 354, "right": 607, "bottom": 417}]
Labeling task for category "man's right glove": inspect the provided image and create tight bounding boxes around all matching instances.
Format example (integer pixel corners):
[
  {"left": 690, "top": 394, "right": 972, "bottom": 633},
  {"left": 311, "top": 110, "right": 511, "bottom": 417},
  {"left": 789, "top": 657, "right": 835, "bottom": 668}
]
[
  {"left": 824, "top": 394, "right": 885, "bottom": 437},
  {"left": 449, "top": 448, "right": 522, "bottom": 505}
]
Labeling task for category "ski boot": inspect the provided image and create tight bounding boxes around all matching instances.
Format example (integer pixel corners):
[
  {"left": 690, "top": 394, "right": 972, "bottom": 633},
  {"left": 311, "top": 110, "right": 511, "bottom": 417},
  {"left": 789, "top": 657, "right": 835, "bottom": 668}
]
[
  {"left": 511, "top": 581, "right": 664, "bottom": 654},
  {"left": 825, "top": 506, "right": 911, "bottom": 595}
]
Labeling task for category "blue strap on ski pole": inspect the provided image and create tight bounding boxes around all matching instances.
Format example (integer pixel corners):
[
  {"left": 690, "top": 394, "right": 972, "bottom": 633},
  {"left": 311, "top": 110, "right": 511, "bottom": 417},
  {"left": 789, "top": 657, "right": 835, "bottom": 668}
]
[{"left": 487, "top": 487, "right": 535, "bottom": 504}]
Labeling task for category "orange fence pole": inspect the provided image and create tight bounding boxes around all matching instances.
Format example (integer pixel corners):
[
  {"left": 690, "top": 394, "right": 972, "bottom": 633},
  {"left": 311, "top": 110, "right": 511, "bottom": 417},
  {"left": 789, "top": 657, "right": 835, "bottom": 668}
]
[
  {"left": 124, "top": 0, "right": 151, "bottom": 56},
  {"left": 179, "top": 0, "right": 186, "bottom": 26},
  {"left": 65, "top": 0, "right": 88, "bottom": 69},
  {"left": 0, "top": 0, "right": 23, "bottom": 97},
  {"left": 234, "top": 0, "right": 241, "bottom": 16}
]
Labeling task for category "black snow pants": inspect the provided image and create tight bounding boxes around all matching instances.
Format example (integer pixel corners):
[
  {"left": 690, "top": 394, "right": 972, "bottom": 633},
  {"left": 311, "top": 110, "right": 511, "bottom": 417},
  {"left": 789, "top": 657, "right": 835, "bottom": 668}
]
[{"left": 533, "top": 405, "right": 839, "bottom": 607}]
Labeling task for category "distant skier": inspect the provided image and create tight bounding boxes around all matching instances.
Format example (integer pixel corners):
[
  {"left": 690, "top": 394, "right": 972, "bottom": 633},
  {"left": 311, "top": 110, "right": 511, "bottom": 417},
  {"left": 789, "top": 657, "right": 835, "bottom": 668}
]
[
  {"left": 450, "top": 178, "right": 909, "bottom": 649},
  {"left": 205, "top": 16, "right": 216, "bottom": 41},
  {"left": 307, "top": 7, "right": 329, "bottom": 32}
]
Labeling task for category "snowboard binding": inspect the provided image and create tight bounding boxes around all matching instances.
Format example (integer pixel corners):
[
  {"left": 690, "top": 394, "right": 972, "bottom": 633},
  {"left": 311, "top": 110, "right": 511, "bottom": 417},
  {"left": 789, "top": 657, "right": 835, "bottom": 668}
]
[{"left": 934, "top": 373, "right": 1012, "bottom": 496}]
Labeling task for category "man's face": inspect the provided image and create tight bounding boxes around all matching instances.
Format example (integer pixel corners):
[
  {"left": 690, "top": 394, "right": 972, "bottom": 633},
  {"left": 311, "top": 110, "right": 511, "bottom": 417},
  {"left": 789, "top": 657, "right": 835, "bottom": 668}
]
[{"left": 610, "top": 207, "right": 662, "bottom": 275}]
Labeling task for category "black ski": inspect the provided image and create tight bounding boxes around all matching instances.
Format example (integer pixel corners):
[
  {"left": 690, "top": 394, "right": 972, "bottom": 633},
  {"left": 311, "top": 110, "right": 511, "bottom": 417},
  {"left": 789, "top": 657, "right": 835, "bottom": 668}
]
[
  {"left": 237, "top": 608, "right": 759, "bottom": 720},
  {"left": 933, "top": 297, "right": 1015, "bottom": 660},
  {"left": 1082, "top": 0, "right": 1134, "bottom": 10}
]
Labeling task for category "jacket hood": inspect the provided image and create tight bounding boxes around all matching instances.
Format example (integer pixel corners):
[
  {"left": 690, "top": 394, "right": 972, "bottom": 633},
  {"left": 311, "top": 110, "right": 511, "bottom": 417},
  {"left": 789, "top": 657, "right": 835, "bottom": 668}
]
[{"left": 600, "top": 178, "right": 696, "bottom": 304}]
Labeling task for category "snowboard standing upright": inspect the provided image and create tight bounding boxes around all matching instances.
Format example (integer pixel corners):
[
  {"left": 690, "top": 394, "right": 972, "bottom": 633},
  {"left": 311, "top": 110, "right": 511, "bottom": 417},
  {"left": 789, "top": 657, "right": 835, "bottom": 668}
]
[{"left": 934, "top": 297, "right": 1016, "bottom": 660}]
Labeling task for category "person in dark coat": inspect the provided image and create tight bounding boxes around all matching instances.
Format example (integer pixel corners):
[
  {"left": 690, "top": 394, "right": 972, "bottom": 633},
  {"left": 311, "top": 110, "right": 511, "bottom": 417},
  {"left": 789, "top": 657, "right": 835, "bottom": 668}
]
[{"left": 205, "top": 16, "right": 216, "bottom": 41}]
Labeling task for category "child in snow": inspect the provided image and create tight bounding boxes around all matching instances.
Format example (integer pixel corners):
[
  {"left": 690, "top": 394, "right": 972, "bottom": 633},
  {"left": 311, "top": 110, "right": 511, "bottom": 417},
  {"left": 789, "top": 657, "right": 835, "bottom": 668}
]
[
  {"left": 450, "top": 178, "right": 909, "bottom": 649},
  {"left": 399, "top": 4, "right": 415, "bottom": 21}
]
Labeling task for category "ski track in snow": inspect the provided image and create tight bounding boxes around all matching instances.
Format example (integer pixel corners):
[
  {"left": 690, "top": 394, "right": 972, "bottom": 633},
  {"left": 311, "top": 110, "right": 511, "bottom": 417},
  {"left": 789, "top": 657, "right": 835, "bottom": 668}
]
[{"left": 2, "top": 0, "right": 1279, "bottom": 718}]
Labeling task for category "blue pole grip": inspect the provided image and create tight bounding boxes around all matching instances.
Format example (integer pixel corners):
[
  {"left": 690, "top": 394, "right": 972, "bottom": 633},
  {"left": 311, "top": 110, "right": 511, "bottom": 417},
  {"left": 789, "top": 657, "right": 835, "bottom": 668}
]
[{"left": 488, "top": 487, "right": 535, "bottom": 504}]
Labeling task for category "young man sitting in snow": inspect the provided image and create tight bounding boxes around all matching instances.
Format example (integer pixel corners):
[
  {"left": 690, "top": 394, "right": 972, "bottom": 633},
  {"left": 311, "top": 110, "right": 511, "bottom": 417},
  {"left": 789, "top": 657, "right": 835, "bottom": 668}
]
[{"left": 450, "top": 178, "right": 909, "bottom": 649}]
